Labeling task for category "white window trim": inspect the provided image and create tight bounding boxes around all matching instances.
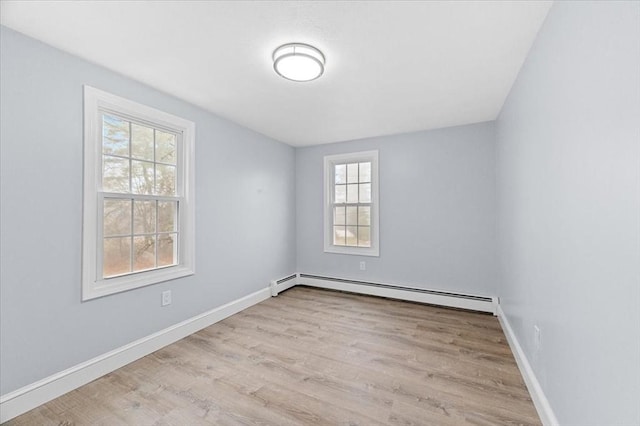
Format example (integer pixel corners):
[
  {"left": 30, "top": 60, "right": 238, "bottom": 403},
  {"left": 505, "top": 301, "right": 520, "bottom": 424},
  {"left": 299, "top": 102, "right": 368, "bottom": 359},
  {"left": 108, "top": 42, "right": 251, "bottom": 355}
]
[
  {"left": 82, "top": 86, "right": 195, "bottom": 301},
  {"left": 324, "top": 150, "right": 380, "bottom": 257}
]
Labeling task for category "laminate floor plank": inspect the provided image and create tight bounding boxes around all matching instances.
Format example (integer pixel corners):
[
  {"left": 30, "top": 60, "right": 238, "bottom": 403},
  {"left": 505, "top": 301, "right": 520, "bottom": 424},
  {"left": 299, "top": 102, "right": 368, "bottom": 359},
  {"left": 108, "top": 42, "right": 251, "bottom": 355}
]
[{"left": 5, "top": 286, "right": 541, "bottom": 425}]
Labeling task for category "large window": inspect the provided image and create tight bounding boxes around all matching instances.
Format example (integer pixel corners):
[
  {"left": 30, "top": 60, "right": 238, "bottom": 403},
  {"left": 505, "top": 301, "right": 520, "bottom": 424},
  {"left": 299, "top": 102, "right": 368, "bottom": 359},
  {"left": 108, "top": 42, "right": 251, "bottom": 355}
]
[
  {"left": 82, "top": 86, "right": 195, "bottom": 300},
  {"left": 324, "top": 151, "right": 379, "bottom": 256}
]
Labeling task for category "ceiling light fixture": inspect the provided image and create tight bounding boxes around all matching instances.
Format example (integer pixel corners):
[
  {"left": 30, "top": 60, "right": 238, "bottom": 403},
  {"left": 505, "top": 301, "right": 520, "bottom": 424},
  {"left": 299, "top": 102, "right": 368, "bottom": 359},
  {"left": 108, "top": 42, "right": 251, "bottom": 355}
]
[{"left": 273, "top": 43, "right": 325, "bottom": 82}]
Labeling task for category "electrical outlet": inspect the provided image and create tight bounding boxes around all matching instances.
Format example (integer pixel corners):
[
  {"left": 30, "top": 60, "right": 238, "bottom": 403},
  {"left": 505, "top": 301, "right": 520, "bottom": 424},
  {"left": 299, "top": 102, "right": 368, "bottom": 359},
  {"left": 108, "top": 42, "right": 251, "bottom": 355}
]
[
  {"left": 359, "top": 261, "right": 366, "bottom": 271},
  {"left": 162, "top": 290, "right": 172, "bottom": 306},
  {"left": 534, "top": 325, "right": 541, "bottom": 350}
]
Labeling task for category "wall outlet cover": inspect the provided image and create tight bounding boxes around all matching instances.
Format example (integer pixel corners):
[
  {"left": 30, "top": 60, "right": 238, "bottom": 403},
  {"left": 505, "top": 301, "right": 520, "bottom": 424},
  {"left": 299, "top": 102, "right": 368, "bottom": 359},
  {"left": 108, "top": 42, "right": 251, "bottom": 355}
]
[{"left": 162, "top": 290, "right": 172, "bottom": 306}]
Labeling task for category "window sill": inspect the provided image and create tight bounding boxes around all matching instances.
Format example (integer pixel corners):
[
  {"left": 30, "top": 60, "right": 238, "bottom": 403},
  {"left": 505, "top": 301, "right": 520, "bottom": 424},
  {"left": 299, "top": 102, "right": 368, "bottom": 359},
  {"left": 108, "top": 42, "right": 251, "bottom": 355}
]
[
  {"left": 324, "top": 246, "right": 379, "bottom": 257},
  {"left": 82, "top": 266, "right": 194, "bottom": 301}
]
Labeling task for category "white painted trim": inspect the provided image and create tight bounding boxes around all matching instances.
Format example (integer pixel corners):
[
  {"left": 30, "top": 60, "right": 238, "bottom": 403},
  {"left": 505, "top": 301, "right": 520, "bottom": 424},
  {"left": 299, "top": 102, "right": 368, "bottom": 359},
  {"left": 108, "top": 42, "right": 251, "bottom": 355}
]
[
  {"left": 497, "top": 305, "right": 559, "bottom": 426},
  {"left": 0, "top": 287, "right": 270, "bottom": 423},
  {"left": 82, "top": 85, "right": 196, "bottom": 301},
  {"left": 323, "top": 150, "right": 380, "bottom": 257},
  {"left": 297, "top": 274, "right": 495, "bottom": 314}
]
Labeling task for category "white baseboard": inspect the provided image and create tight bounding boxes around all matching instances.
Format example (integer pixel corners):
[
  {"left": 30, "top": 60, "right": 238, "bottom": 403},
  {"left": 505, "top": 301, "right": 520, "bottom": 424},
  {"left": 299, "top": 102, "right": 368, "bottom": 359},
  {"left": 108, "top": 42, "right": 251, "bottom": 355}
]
[
  {"left": 0, "top": 287, "right": 271, "bottom": 423},
  {"left": 497, "top": 305, "right": 559, "bottom": 426},
  {"left": 297, "top": 274, "right": 498, "bottom": 314},
  {"left": 1, "top": 274, "right": 498, "bottom": 423}
]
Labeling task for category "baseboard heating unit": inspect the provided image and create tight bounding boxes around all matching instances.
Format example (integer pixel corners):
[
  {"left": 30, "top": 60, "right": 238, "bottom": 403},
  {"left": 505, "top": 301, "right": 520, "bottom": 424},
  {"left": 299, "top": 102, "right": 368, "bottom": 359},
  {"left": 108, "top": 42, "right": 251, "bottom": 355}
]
[
  {"left": 270, "top": 273, "right": 298, "bottom": 296},
  {"left": 272, "top": 273, "right": 498, "bottom": 315}
]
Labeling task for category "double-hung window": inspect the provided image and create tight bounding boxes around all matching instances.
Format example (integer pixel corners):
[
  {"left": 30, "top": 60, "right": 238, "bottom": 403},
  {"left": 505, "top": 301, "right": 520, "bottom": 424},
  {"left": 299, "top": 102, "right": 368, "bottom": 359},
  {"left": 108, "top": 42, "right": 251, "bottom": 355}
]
[
  {"left": 82, "top": 86, "right": 195, "bottom": 300},
  {"left": 324, "top": 151, "right": 379, "bottom": 256}
]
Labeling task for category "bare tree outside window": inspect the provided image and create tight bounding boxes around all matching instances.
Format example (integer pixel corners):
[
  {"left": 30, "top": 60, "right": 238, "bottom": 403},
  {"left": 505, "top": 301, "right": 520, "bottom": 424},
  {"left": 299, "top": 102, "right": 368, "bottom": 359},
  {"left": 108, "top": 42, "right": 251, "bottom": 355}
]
[
  {"left": 101, "top": 114, "right": 179, "bottom": 278},
  {"left": 332, "top": 161, "right": 372, "bottom": 248}
]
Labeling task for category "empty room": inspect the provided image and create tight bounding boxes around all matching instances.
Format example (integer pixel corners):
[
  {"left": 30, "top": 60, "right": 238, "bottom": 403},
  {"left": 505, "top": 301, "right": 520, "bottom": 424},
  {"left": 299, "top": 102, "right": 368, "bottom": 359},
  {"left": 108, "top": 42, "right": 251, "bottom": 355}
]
[{"left": 0, "top": 1, "right": 638, "bottom": 425}]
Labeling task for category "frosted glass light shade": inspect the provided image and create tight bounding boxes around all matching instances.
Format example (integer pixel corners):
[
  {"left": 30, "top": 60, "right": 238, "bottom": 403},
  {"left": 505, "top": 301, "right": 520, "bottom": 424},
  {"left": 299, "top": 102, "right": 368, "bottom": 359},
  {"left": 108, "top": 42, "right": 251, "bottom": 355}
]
[{"left": 273, "top": 43, "right": 325, "bottom": 82}]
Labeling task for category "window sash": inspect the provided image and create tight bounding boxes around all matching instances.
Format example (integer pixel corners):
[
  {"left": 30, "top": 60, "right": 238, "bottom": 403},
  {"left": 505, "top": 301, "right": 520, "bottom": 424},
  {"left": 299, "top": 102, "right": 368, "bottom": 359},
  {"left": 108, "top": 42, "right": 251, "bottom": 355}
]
[
  {"left": 97, "top": 193, "right": 181, "bottom": 279},
  {"left": 330, "top": 203, "right": 373, "bottom": 248},
  {"left": 98, "top": 107, "right": 183, "bottom": 280},
  {"left": 99, "top": 110, "right": 183, "bottom": 197}
]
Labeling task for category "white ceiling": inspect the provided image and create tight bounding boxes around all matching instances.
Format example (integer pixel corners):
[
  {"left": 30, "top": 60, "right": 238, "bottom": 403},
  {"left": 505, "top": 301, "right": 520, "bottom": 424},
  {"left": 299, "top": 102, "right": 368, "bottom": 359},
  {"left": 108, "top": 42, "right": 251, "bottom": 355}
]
[{"left": 0, "top": 1, "right": 552, "bottom": 147}]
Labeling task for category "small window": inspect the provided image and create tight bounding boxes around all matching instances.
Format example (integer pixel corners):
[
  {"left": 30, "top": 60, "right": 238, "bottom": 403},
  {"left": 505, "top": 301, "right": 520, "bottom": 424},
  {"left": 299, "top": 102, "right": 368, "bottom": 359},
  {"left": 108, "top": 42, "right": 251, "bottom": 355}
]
[
  {"left": 324, "top": 151, "right": 379, "bottom": 256},
  {"left": 82, "top": 86, "right": 195, "bottom": 300}
]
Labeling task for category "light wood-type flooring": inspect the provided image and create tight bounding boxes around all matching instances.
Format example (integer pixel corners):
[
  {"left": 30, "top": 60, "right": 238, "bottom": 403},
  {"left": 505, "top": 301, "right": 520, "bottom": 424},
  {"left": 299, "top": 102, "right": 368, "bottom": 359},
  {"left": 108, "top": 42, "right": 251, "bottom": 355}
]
[{"left": 5, "top": 287, "right": 541, "bottom": 425}]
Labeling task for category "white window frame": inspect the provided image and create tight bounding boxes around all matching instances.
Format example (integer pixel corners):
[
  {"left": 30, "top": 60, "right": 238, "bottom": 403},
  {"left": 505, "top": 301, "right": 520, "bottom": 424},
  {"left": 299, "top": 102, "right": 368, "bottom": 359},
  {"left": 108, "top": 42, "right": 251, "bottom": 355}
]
[
  {"left": 324, "top": 150, "right": 380, "bottom": 256},
  {"left": 82, "top": 86, "right": 195, "bottom": 301}
]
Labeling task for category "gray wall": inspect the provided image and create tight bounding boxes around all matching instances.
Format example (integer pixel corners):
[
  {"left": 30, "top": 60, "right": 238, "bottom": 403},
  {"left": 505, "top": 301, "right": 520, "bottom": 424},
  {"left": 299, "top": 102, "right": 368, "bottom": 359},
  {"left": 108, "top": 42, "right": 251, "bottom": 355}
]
[
  {"left": 296, "top": 122, "right": 497, "bottom": 296},
  {"left": 0, "top": 26, "right": 296, "bottom": 395},
  {"left": 496, "top": 2, "right": 640, "bottom": 425}
]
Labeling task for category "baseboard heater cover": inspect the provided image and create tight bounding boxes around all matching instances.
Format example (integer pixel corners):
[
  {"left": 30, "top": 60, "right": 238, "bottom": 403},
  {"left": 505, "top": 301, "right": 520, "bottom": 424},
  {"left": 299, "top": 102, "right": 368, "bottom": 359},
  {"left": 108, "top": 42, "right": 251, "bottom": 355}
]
[
  {"left": 270, "top": 273, "right": 298, "bottom": 296},
  {"left": 297, "top": 274, "right": 498, "bottom": 314}
]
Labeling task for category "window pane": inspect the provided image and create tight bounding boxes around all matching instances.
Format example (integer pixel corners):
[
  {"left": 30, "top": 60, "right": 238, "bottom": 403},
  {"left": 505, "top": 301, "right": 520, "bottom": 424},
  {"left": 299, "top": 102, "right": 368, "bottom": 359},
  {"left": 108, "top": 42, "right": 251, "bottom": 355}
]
[
  {"left": 359, "top": 183, "right": 371, "bottom": 203},
  {"left": 335, "top": 164, "right": 346, "bottom": 184},
  {"left": 346, "top": 206, "right": 357, "bottom": 225},
  {"left": 156, "top": 131, "right": 177, "bottom": 165},
  {"left": 335, "top": 185, "right": 346, "bottom": 203},
  {"left": 103, "top": 155, "right": 130, "bottom": 193},
  {"left": 358, "top": 206, "right": 371, "bottom": 226},
  {"left": 358, "top": 226, "right": 371, "bottom": 247},
  {"left": 333, "top": 226, "right": 346, "bottom": 246},
  {"left": 347, "top": 184, "right": 358, "bottom": 203},
  {"left": 156, "top": 164, "right": 176, "bottom": 196},
  {"left": 131, "top": 123, "right": 154, "bottom": 161},
  {"left": 134, "top": 200, "right": 156, "bottom": 234},
  {"left": 359, "top": 162, "right": 371, "bottom": 183},
  {"left": 103, "top": 237, "right": 131, "bottom": 277},
  {"left": 133, "top": 235, "right": 156, "bottom": 271},
  {"left": 158, "top": 233, "right": 178, "bottom": 267},
  {"left": 102, "top": 114, "right": 129, "bottom": 156},
  {"left": 345, "top": 226, "right": 358, "bottom": 246},
  {"left": 104, "top": 199, "right": 131, "bottom": 237},
  {"left": 131, "top": 160, "right": 154, "bottom": 195},
  {"left": 334, "top": 206, "right": 345, "bottom": 226},
  {"left": 158, "top": 201, "right": 177, "bottom": 232},
  {"left": 347, "top": 163, "right": 358, "bottom": 183}
]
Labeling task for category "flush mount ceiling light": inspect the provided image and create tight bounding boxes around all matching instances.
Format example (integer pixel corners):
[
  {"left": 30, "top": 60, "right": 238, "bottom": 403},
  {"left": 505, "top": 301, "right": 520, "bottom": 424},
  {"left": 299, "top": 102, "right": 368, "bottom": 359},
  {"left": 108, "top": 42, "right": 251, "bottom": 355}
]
[{"left": 273, "top": 43, "right": 325, "bottom": 82}]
